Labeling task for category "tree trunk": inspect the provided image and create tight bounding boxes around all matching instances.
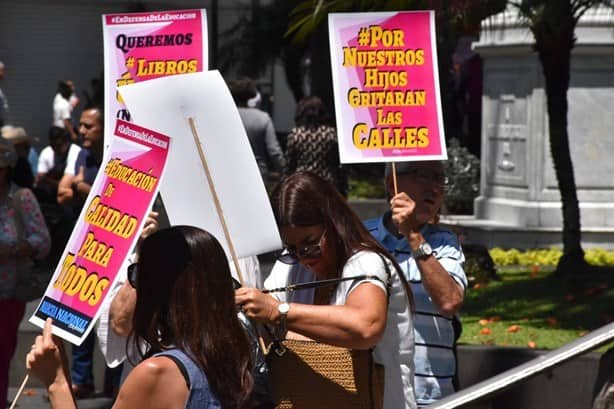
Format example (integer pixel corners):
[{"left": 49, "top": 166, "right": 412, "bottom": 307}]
[{"left": 532, "top": 1, "right": 587, "bottom": 275}]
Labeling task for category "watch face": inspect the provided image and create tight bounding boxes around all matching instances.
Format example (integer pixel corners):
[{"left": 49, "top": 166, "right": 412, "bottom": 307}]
[
  {"left": 415, "top": 241, "right": 432, "bottom": 258},
  {"left": 278, "top": 302, "right": 290, "bottom": 314}
]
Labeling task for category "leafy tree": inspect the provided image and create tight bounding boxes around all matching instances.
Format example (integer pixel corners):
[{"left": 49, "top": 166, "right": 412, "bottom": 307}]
[
  {"left": 511, "top": 0, "right": 613, "bottom": 275},
  {"left": 217, "top": 0, "right": 306, "bottom": 101}
]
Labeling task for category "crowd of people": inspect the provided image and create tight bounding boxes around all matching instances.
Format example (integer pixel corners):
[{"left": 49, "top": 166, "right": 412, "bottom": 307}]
[
  {"left": 0, "top": 64, "right": 124, "bottom": 405},
  {"left": 1, "top": 71, "right": 466, "bottom": 409}
]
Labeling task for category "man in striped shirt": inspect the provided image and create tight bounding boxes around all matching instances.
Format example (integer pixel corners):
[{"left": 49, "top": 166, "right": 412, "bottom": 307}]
[{"left": 365, "top": 160, "right": 467, "bottom": 407}]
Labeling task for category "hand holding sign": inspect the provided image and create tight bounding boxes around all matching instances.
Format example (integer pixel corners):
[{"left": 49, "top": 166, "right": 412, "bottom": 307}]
[{"left": 26, "top": 319, "right": 67, "bottom": 389}]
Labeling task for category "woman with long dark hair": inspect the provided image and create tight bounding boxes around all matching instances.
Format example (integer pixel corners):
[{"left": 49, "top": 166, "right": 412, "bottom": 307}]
[
  {"left": 27, "top": 226, "right": 254, "bottom": 409},
  {"left": 235, "top": 171, "right": 416, "bottom": 409}
]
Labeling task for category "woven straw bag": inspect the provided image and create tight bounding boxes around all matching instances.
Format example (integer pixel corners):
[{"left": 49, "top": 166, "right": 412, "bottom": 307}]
[{"left": 268, "top": 339, "right": 384, "bottom": 409}]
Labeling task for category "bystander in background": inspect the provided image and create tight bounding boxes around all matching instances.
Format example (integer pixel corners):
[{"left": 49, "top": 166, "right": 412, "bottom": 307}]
[
  {"left": 228, "top": 77, "right": 284, "bottom": 187},
  {"left": 283, "top": 96, "right": 347, "bottom": 196},
  {"left": 0, "top": 137, "right": 50, "bottom": 408},
  {"left": 365, "top": 161, "right": 467, "bottom": 408},
  {"left": 53, "top": 80, "right": 79, "bottom": 144},
  {"left": 1, "top": 126, "right": 37, "bottom": 189}
]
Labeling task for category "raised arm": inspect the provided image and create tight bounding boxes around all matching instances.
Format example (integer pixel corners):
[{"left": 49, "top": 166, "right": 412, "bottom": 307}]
[
  {"left": 391, "top": 192, "right": 464, "bottom": 316},
  {"left": 26, "top": 319, "right": 77, "bottom": 409},
  {"left": 109, "top": 281, "right": 136, "bottom": 337}
]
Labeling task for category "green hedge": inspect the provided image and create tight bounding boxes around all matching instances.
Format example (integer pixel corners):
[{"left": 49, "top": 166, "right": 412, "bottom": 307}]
[{"left": 489, "top": 247, "right": 614, "bottom": 267}]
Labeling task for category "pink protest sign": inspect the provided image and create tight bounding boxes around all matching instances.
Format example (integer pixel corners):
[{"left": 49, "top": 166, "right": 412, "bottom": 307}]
[
  {"left": 30, "top": 120, "right": 171, "bottom": 345},
  {"left": 102, "top": 9, "right": 207, "bottom": 150},
  {"left": 329, "top": 11, "right": 447, "bottom": 163}
]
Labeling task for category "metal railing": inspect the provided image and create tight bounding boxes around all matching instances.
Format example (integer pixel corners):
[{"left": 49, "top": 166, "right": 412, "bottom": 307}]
[{"left": 429, "top": 322, "right": 614, "bottom": 408}]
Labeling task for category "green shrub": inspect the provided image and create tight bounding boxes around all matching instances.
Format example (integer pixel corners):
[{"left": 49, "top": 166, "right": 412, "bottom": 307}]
[
  {"left": 585, "top": 248, "right": 614, "bottom": 266},
  {"left": 346, "top": 164, "right": 386, "bottom": 199},
  {"left": 489, "top": 247, "right": 614, "bottom": 267},
  {"left": 443, "top": 138, "right": 480, "bottom": 215},
  {"left": 348, "top": 177, "right": 385, "bottom": 199}
]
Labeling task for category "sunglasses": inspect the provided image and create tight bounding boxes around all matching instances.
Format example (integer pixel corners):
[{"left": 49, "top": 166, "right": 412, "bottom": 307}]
[
  {"left": 277, "top": 230, "right": 326, "bottom": 265},
  {"left": 127, "top": 263, "right": 138, "bottom": 288}
]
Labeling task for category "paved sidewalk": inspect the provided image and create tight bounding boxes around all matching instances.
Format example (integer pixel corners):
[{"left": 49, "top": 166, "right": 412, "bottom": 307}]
[{"left": 7, "top": 387, "right": 113, "bottom": 409}]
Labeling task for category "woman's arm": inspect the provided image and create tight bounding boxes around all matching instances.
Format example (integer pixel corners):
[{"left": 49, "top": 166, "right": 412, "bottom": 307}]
[{"left": 236, "top": 282, "right": 388, "bottom": 350}]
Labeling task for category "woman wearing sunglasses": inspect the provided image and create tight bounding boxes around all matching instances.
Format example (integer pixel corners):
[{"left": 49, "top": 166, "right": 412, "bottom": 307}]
[
  {"left": 27, "top": 226, "right": 254, "bottom": 409},
  {"left": 235, "top": 171, "right": 416, "bottom": 409}
]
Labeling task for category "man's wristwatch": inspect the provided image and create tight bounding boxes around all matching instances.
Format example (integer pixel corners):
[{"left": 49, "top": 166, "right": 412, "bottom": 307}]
[
  {"left": 413, "top": 241, "right": 433, "bottom": 259},
  {"left": 277, "top": 302, "right": 290, "bottom": 333}
]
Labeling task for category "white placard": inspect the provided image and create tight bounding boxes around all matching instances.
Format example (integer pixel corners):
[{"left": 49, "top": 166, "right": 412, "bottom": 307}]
[{"left": 119, "top": 71, "right": 281, "bottom": 258}]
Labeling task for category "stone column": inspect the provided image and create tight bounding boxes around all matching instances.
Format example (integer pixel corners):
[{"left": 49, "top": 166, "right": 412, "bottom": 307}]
[{"left": 452, "top": 6, "right": 614, "bottom": 249}]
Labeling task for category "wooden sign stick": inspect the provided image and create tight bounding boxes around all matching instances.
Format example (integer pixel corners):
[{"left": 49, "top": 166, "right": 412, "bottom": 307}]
[
  {"left": 189, "top": 117, "right": 271, "bottom": 354},
  {"left": 188, "top": 117, "right": 246, "bottom": 286},
  {"left": 392, "top": 162, "right": 398, "bottom": 195},
  {"left": 9, "top": 374, "right": 29, "bottom": 409}
]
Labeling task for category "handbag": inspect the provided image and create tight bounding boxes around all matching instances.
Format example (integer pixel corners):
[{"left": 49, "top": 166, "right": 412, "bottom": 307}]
[
  {"left": 264, "top": 270, "right": 392, "bottom": 409},
  {"left": 268, "top": 339, "right": 385, "bottom": 409},
  {"left": 11, "top": 189, "right": 51, "bottom": 302}
]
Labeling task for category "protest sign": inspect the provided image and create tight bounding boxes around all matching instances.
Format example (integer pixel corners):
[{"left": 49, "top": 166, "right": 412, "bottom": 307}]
[
  {"left": 30, "top": 120, "right": 171, "bottom": 345},
  {"left": 119, "top": 71, "right": 282, "bottom": 263},
  {"left": 329, "top": 11, "right": 447, "bottom": 163},
  {"left": 102, "top": 9, "right": 207, "bottom": 151}
]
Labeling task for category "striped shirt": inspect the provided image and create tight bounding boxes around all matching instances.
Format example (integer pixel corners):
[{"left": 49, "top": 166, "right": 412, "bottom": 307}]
[{"left": 365, "top": 215, "right": 467, "bottom": 406}]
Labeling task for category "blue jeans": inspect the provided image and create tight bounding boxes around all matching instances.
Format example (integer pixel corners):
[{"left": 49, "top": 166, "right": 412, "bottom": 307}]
[{"left": 71, "top": 332, "right": 95, "bottom": 386}]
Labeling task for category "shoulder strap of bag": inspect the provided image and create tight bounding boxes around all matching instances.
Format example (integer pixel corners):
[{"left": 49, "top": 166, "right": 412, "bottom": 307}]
[{"left": 263, "top": 274, "right": 386, "bottom": 294}]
